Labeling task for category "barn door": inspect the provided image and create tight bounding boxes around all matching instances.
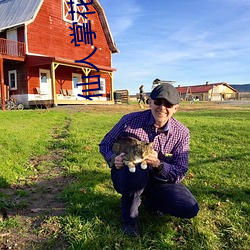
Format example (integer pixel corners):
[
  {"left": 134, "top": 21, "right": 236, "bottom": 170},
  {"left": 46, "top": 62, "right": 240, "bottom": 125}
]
[
  {"left": 7, "top": 29, "right": 18, "bottom": 55},
  {"left": 39, "top": 69, "right": 52, "bottom": 99}
]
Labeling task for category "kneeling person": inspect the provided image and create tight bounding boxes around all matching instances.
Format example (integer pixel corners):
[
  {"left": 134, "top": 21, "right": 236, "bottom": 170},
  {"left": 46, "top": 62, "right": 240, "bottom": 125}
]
[{"left": 99, "top": 83, "right": 199, "bottom": 237}]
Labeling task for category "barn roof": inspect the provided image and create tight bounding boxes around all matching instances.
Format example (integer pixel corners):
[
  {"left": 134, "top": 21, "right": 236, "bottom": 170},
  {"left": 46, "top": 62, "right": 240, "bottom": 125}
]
[
  {"left": 0, "top": 0, "right": 42, "bottom": 31},
  {"left": 177, "top": 82, "right": 237, "bottom": 94},
  {"left": 0, "top": 0, "right": 118, "bottom": 53},
  {"left": 92, "top": 0, "right": 118, "bottom": 53}
]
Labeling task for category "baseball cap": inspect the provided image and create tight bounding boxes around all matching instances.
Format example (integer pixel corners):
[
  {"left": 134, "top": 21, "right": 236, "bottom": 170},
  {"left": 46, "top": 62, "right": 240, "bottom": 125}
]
[{"left": 150, "top": 83, "right": 180, "bottom": 105}]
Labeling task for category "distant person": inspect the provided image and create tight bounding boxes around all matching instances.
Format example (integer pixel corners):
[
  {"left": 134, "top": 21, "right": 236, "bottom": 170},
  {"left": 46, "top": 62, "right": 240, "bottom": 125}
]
[
  {"left": 151, "top": 78, "right": 161, "bottom": 90},
  {"left": 99, "top": 84, "right": 199, "bottom": 237},
  {"left": 138, "top": 85, "right": 145, "bottom": 105}
]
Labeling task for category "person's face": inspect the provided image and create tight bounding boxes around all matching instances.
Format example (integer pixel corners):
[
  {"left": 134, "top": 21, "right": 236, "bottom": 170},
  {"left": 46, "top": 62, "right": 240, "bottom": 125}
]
[{"left": 149, "top": 98, "right": 179, "bottom": 126}]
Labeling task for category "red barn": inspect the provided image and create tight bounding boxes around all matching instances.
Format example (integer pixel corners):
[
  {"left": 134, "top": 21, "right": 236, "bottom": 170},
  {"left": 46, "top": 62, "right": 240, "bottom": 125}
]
[
  {"left": 0, "top": 0, "right": 118, "bottom": 109},
  {"left": 177, "top": 82, "right": 238, "bottom": 101}
]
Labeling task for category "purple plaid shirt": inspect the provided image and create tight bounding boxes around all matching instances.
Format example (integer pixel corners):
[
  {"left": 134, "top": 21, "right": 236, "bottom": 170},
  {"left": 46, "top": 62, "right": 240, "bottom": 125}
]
[{"left": 99, "top": 109, "right": 190, "bottom": 183}]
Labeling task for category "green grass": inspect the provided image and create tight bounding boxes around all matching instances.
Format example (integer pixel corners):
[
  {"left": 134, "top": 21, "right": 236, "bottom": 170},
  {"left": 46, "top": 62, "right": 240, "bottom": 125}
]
[
  {"left": 0, "top": 106, "right": 249, "bottom": 249},
  {"left": 0, "top": 110, "right": 68, "bottom": 185}
]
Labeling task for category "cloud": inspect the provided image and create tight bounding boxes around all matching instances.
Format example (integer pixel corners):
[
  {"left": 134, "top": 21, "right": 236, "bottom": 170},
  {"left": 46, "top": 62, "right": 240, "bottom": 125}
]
[{"left": 102, "top": 0, "right": 141, "bottom": 37}]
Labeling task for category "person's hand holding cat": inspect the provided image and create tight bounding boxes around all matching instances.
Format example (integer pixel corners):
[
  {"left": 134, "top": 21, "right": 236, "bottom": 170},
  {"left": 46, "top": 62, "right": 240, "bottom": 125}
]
[
  {"left": 146, "top": 150, "right": 161, "bottom": 168},
  {"left": 114, "top": 153, "right": 125, "bottom": 169}
]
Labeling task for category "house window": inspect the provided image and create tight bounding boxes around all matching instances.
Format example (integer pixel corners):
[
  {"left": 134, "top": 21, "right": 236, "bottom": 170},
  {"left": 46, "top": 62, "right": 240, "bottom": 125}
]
[
  {"left": 40, "top": 73, "right": 47, "bottom": 83},
  {"left": 62, "top": 0, "right": 87, "bottom": 24},
  {"left": 8, "top": 70, "right": 17, "bottom": 90},
  {"left": 99, "top": 78, "right": 106, "bottom": 94}
]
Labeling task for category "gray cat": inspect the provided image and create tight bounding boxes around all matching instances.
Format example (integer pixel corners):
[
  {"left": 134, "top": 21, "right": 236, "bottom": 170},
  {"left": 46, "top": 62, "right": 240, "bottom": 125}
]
[{"left": 112, "top": 137, "right": 154, "bottom": 173}]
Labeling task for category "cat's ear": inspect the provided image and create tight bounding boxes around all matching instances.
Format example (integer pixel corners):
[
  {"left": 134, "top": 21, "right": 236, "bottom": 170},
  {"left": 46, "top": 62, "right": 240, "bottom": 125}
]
[{"left": 147, "top": 142, "right": 154, "bottom": 147}]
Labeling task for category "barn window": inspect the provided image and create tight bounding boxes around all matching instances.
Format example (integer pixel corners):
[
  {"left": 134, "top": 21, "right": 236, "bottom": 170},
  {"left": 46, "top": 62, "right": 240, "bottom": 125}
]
[
  {"left": 62, "top": 0, "right": 87, "bottom": 25},
  {"left": 8, "top": 70, "right": 17, "bottom": 90}
]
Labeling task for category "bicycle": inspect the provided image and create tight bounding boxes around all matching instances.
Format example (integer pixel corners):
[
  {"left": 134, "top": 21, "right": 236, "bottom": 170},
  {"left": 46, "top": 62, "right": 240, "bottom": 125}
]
[{"left": 5, "top": 98, "right": 24, "bottom": 110}]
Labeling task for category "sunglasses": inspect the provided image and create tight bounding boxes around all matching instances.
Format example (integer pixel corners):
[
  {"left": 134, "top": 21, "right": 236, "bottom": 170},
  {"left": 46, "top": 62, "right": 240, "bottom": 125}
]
[{"left": 153, "top": 99, "right": 173, "bottom": 108}]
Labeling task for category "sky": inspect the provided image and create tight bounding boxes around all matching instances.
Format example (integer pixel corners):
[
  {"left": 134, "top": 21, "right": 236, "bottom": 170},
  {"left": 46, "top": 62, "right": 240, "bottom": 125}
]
[{"left": 98, "top": 0, "right": 250, "bottom": 94}]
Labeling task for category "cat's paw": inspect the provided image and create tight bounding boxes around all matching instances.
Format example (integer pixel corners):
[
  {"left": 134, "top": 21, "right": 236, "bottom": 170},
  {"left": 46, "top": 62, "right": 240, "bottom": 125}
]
[
  {"left": 141, "top": 163, "right": 147, "bottom": 170},
  {"left": 129, "top": 167, "right": 136, "bottom": 173}
]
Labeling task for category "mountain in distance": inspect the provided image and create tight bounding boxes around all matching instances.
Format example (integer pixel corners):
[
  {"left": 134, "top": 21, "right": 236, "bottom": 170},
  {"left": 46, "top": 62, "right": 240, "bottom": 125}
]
[{"left": 230, "top": 84, "right": 250, "bottom": 92}]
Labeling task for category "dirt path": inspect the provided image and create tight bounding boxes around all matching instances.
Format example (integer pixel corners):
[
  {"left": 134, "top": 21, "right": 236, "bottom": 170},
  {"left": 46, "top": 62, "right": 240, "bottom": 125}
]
[{"left": 0, "top": 118, "right": 74, "bottom": 249}]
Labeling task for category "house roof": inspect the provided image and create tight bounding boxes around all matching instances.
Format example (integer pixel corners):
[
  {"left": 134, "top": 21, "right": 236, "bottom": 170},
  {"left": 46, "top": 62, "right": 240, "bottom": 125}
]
[
  {"left": 0, "top": 0, "right": 118, "bottom": 53},
  {"left": 176, "top": 82, "right": 237, "bottom": 94},
  {"left": 0, "top": 0, "right": 42, "bottom": 31}
]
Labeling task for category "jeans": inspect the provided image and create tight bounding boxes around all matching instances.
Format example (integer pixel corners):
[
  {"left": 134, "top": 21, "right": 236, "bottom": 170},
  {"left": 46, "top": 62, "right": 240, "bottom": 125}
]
[{"left": 111, "top": 166, "right": 199, "bottom": 225}]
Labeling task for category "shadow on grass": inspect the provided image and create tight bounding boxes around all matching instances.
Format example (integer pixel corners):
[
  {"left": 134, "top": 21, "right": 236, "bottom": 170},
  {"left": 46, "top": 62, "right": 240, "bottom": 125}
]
[
  {"left": 61, "top": 168, "right": 209, "bottom": 249},
  {"left": 185, "top": 149, "right": 250, "bottom": 250},
  {"left": 0, "top": 177, "right": 9, "bottom": 189},
  {"left": 190, "top": 151, "right": 249, "bottom": 166},
  {"left": 188, "top": 180, "right": 250, "bottom": 209},
  {"left": 187, "top": 181, "right": 250, "bottom": 249},
  {"left": 0, "top": 166, "right": 223, "bottom": 249}
]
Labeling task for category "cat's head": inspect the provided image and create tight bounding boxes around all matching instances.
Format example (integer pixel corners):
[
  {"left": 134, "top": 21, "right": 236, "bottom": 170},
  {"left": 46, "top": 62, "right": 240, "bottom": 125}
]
[{"left": 139, "top": 141, "right": 154, "bottom": 158}]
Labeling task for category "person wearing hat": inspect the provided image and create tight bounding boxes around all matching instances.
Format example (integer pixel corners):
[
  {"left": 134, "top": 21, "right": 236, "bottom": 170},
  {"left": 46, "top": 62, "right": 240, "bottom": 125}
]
[
  {"left": 99, "top": 83, "right": 199, "bottom": 237},
  {"left": 151, "top": 78, "right": 161, "bottom": 90}
]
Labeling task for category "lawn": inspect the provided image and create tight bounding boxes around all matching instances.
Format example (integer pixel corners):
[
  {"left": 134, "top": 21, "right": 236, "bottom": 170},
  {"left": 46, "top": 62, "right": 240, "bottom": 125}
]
[{"left": 0, "top": 103, "right": 249, "bottom": 249}]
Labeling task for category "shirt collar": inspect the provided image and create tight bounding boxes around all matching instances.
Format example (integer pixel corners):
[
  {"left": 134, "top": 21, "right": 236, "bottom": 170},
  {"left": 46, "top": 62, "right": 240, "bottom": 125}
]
[
  {"left": 164, "top": 122, "right": 169, "bottom": 132},
  {"left": 147, "top": 111, "right": 171, "bottom": 133}
]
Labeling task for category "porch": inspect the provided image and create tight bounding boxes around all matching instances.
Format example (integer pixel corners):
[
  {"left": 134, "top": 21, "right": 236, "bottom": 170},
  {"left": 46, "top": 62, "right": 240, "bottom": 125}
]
[
  {"left": 0, "top": 38, "right": 26, "bottom": 110},
  {"left": 28, "top": 87, "right": 114, "bottom": 107},
  {"left": 0, "top": 38, "right": 25, "bottom": 58},
  {"left": 29, "top": 98, "right": 114, "bottom": 107}
]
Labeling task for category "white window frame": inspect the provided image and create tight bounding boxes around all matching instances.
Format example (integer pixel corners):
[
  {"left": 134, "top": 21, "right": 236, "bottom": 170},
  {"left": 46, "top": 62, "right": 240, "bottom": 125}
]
[
  {"left": 99, "top": 78, "right": 106, "bottom": 94},
  {"left": 62, "top": 0, "right": 87, "bottom": 25},
  {"left": 8, "top": 70, "right": 17, "bottom": 90}
]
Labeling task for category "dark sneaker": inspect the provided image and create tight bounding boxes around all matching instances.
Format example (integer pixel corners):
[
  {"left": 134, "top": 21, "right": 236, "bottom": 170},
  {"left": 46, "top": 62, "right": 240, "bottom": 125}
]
[
  {"left": 143, "top": 197, "right": 164, "bottom": 216},
  {"left": 142, "top": 197, "right": 157, "bottom": 214},
  {"left": 123, "top": 223, "right": 140, "bottom": 237}
]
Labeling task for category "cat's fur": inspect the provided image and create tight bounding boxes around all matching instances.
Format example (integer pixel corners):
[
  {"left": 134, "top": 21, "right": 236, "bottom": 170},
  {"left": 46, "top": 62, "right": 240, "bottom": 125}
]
[{"left": 112, "top": 137, "right": 154, "bottom": 173}]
